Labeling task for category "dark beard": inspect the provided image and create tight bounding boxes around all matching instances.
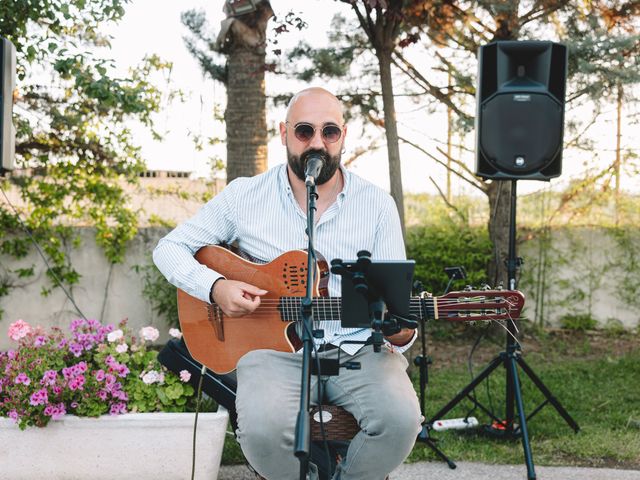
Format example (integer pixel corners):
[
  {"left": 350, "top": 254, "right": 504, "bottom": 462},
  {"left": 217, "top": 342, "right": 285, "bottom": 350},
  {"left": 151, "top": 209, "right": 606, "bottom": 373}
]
[{"left": 287, "top": 148, "right": 341, "bottom": 185}]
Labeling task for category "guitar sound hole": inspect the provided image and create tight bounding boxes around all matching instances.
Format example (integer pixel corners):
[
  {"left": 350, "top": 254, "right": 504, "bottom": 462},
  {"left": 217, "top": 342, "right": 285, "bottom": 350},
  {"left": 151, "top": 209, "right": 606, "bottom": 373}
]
[{"left": 283, "top": 266, "right": 306, "bottom": 290}]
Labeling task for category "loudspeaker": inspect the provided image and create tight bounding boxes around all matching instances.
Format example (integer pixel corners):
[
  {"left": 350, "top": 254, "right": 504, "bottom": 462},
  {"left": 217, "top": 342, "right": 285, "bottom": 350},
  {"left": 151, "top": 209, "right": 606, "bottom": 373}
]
[
  {"left": 475, "top": 41, "right": 567, "bottom": 180},
  {"left": 1, "top": 37, "right": 16, "bottom": 173}
]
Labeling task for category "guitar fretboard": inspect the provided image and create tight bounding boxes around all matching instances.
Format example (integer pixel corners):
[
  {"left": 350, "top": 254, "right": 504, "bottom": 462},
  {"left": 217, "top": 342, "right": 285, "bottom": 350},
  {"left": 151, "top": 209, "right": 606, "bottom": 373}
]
[{"left": 277, "top": 297, "right": 430, "bottom": 323}]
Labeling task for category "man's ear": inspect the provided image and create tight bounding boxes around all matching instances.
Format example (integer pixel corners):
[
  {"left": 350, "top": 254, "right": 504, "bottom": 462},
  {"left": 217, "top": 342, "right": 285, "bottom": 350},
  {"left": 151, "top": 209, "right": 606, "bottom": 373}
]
[{"left": 279, "top": 121, "right": 287, "bottom": 145}]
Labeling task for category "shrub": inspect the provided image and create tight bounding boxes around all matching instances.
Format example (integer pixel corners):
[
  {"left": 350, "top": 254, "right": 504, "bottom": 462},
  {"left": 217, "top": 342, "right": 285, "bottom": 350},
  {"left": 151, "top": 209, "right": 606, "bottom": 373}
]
[
  {"left": 559, "top": 313, "right": 597, "bottom": 331},
  {"left": 406, "top": 225, "right": 493, "bottom": 295}
]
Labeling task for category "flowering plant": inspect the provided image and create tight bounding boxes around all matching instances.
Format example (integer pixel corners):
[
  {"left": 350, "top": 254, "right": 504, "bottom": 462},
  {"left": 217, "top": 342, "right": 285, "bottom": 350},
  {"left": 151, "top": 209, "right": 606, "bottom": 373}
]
[{"left": 0, "top": 318, "right": 199, "bottom": 430}]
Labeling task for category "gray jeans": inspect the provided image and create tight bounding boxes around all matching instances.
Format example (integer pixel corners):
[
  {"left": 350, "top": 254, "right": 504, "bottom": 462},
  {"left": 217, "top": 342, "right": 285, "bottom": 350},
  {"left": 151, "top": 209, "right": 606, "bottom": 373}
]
[{"left": 235, "top": 345, "right": 422, "bottom": 480}]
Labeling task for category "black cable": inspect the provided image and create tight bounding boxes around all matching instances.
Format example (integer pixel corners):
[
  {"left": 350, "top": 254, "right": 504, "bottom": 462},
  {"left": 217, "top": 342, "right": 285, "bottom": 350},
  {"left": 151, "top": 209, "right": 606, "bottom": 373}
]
[
  {"left": 0, "top": 182, "right": 88, "bottom": 320},
  {"left": 190, "top": 364, "right": 207, "bottom": 480},
  {"left": 465, "top": 327, "right": 485, "bottom": 420}
]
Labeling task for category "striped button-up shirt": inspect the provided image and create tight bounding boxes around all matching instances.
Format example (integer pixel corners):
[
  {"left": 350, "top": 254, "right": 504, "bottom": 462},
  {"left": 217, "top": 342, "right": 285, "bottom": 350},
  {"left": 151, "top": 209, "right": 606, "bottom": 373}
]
[{"left": 153, "top": 164, "right": 414, "bottom": 354}]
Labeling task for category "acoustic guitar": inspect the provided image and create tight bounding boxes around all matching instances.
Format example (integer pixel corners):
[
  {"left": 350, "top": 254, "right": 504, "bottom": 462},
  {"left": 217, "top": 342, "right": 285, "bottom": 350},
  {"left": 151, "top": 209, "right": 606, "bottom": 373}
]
[{"left": 177, "top": 245, "right": 525, "bottom": 374}]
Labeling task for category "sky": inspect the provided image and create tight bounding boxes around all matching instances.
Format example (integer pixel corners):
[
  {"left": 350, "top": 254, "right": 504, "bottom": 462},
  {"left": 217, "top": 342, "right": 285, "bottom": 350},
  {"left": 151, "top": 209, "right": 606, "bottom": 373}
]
[{"left": 105, "top": 0, "right": 638, "bottom": 197}]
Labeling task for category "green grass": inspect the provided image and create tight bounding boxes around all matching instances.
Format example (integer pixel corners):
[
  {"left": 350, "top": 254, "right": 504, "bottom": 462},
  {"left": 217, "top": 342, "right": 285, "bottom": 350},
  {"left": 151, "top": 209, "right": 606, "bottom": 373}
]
[
  {"left": 220, "top": 335, "right": 640, "bottom": 468},
  {"left": 410, "top": 349, "right": 640, "bottom": 468}
]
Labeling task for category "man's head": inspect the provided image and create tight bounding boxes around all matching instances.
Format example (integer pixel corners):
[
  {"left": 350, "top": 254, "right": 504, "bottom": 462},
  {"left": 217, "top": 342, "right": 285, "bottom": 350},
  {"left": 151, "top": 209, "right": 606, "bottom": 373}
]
[{"left": 279, "top": 87, "right": 346, "bottom": 185}]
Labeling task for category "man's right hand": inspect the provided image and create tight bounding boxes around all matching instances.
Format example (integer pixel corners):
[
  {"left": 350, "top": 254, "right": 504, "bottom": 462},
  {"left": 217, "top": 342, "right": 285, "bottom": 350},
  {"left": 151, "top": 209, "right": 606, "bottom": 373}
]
[{"left": 210, "top": 279, "right": 267, "bottom": 317}]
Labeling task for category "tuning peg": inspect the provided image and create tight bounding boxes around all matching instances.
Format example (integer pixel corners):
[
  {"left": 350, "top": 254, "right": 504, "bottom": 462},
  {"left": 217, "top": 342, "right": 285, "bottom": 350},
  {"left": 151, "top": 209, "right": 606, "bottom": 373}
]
[
  {"left": 330, "top": 258, "right": 348, "bottom": 276},
  {"left": 356, "top": 250, "right": 371, "bottom": 270}
]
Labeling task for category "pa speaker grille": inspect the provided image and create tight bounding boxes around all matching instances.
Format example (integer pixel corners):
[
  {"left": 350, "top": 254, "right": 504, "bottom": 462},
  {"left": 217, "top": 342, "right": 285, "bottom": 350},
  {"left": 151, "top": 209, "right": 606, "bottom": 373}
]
[{"left": 479, "top": 92, "right": 562, "bottom": 176}]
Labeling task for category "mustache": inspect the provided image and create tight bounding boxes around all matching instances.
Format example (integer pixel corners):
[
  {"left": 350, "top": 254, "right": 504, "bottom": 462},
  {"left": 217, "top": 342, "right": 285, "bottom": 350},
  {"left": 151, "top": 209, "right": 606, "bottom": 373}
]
[{"left": 301, "top": 149, "right": 328, "bottom": 163}]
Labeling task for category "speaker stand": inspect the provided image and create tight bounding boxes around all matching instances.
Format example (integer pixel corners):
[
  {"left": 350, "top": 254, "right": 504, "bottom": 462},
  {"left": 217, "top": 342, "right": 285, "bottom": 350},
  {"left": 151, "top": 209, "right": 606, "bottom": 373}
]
[{"left": 427, "top": 180, "right": 580, "bottom": 480}]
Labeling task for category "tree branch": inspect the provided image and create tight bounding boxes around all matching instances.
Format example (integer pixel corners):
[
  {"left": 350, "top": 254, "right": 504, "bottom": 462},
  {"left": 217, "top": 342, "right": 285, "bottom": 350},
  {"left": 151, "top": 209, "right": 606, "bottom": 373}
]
[
  {"left": 399, "top": 135, "right": 486, "bottom": 193},
  {"left": 429, "top": 176, "right": 467, "bottom": 224},
  {"left": 392, "top": 51, "right": 472, "bottom": 122}
]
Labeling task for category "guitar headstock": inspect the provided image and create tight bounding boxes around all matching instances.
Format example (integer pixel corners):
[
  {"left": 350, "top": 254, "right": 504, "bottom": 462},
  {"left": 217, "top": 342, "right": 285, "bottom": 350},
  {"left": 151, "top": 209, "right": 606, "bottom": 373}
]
[{"left": 429, "top": 289, "right": 525, "bottom": 322}]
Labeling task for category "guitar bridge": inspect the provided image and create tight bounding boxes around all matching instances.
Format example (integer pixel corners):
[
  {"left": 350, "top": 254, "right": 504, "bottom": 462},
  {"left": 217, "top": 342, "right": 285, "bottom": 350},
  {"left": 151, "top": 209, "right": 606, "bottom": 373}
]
[{"left": 207, "top": 304, "right": 225, "bottom": 341}]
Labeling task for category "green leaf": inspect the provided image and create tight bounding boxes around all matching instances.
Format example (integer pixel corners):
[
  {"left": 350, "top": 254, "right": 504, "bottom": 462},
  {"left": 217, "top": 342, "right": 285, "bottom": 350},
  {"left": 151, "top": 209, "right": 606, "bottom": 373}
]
[{"left": 165, "top": 383, "right": 184, "bottom": 400}]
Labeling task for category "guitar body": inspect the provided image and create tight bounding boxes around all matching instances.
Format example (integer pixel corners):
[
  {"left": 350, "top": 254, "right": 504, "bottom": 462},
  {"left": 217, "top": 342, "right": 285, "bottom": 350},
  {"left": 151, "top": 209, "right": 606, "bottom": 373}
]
[{"left": 177, "top": 245, "right": 328, "bottom": 374}]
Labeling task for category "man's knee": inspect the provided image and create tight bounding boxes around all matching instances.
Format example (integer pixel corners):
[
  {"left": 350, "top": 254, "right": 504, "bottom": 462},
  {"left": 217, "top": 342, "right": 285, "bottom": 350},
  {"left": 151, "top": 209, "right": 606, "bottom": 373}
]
[{"left": 361, "top": 396, "right": 422, "bottom": 442}]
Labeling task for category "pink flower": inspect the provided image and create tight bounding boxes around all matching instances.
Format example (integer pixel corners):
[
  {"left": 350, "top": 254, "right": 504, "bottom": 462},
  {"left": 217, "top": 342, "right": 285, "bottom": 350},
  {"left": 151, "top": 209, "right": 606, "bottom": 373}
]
[
  {"left": 109, "top": 402, "right": 127, "bottom": 415},
  {"left": 95, "top": 369, "right": 106, "bottom": 381},
  {"left": 15, "top": 373, "right": 30, "bottom": 385},
  {"left": 8, "top": 410, "right": 18, "bottom": 422},
  {"left": 29, "top": 388, "right": 49, "bottom": 406},
  {"left": 116, "top": 364, "right": 130, "bottom": 378},
  {"left": 68, "top": 342, "right": 83, "bottom": 357},
  {"left": 113, "top": 390, "right": 128, "bottom": 401},
  {"left": 168, "top": 328, "right": 182, "bottom": 339},
  {"left": 8, "top": 320, "right": 33, "bottom": 341},
  {"left": 139, "top": 326, "right": 159, "bottom": 342},
  {"left": 68, "top": 375, "right": 85, "bottom": 391},
  {"left": 44, "top": 402, "right": 66, "bottom": 420},
  {"left": 40, "top": 370, "right": 57, "bottom": 386},
  {"left": 34, "top": 335, "right": 48, "bottom": 347},
  {"left": 179, "top": 370, "right": 191, "bottom": 382},
  {"left": 115, "top": 343, "right": 128, "bottom": 354}
]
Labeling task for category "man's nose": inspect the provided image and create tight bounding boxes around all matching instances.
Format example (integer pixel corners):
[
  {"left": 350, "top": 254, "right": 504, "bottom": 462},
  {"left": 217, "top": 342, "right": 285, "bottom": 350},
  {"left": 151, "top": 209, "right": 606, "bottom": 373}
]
[{"left": 308, "top": 128, "right": 325, "bottom": 149}]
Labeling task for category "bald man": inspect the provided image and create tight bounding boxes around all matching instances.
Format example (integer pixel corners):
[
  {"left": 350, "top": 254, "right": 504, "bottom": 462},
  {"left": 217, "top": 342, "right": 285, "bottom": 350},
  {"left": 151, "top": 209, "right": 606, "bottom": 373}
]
[{"left": 154, "top": 87, "right": 421, "bottom": 479}]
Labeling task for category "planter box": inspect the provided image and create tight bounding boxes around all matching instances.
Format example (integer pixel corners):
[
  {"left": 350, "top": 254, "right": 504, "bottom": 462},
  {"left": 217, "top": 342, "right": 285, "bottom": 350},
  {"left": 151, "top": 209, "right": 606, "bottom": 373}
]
[{"left": 0, "top": 409, "right": 229, "bottom": 480}]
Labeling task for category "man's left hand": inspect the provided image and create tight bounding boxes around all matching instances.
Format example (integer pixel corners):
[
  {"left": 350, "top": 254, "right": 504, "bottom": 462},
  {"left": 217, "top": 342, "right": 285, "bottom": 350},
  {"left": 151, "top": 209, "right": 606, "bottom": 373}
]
[{"left": 385, "top": 328, "right": 415, "bottom": 347}]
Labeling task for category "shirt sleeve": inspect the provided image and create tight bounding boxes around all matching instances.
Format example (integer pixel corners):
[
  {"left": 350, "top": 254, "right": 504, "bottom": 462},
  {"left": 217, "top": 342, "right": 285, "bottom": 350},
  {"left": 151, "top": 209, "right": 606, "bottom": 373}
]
[
  {"left": 371, "top": 194, "right": 406, "bottom": 261},
  {"left": 152, "top": 179, "right": 242, "bottom": 303}
]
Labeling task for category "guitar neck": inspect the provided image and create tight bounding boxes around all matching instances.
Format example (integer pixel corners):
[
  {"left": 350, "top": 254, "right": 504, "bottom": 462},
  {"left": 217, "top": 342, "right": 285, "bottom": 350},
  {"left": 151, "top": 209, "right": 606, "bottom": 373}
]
[{"left": 277, "top": 290, "right": 524, "bottom": 323}]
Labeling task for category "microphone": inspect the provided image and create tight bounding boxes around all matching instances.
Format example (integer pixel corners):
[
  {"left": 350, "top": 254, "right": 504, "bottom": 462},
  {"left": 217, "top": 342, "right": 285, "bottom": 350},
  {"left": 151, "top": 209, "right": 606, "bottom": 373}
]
[{"left": 304, "top": 153, "right": 324, "bottom": 187}]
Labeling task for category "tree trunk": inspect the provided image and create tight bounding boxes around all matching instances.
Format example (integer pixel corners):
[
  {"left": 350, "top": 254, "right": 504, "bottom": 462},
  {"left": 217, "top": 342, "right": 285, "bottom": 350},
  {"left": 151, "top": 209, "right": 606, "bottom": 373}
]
[
  {"left": 223, "top": 4, "right": 272, "bottom": 182},
  {"left": 225, "top": 47, "right": 268, "bottom": 182},
  {"left": 486, "top": 180, "right": 512, "bottom": 288},
  {"left": 377, "top": 48, "right": 406, "bottom": 235}
]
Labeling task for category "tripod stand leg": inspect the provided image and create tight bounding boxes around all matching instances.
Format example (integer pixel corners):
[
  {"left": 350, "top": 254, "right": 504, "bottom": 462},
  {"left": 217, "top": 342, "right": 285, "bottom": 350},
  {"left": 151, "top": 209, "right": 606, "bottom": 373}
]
[
  {"left": 416, "top": 425, "right": 457, "bottom": 469},
  {"left": 427, "top": 355, "right": 503, "bottom": 423},
  {"left": 507, "top": 356, "right": 536, "bottom": 480},
  {"left": 516, "top": 356, "right": 580, "bottom": 433}
]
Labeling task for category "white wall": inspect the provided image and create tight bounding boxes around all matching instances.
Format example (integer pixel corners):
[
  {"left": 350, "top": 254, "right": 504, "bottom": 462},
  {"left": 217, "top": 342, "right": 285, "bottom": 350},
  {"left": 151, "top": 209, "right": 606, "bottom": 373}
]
[
  {"left": 1, "top": 227, "right": 638, "bottom": 351},
  {"left": 0, "top": 228, "right": 168, "bottom": 350}
]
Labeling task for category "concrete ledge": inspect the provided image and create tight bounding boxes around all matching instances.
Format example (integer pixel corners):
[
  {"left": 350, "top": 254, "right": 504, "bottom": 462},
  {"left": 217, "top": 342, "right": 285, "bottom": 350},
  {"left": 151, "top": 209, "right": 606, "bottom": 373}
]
[{"left": 1, "top": 410, "right": 229, "bottom": 480}]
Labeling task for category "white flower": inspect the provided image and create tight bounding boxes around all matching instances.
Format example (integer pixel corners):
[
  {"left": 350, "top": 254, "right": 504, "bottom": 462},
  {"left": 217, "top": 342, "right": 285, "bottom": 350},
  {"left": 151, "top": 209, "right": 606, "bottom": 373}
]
[
  {"left": 141, "top": 370, "right": 163, "bottom": 385},
  {"left": 179, "top": 370, "right": 191, "bottom": 382},
  {"left": 168, "top": 328, "right": 182, "bottom": 339},
  {"left": 139, "top": 326, "right": 160, "bottom": 342},
  {"left": 107, "top": 329, "right": 124, "bottom": 343},
  {"left": 115, "top": 343, "right": 128, "bottom": 354}
]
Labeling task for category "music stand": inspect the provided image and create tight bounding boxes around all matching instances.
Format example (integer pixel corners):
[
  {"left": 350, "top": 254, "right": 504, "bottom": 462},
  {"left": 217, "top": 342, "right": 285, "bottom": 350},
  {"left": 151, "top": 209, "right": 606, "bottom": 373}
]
[{"left": 338, "top": 258, "right": 415, "bottom": 329}]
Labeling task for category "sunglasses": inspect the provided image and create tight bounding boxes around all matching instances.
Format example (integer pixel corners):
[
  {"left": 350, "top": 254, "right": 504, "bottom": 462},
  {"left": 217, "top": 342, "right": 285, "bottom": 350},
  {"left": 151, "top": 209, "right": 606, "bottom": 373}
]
[{"left": 289, "top": 122, "right": 343, "bottom": 144}]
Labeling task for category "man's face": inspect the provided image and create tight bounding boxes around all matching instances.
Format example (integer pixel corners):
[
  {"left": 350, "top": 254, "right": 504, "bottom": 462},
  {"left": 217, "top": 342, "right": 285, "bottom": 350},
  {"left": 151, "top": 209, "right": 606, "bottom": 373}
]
[{"left": 280, "top": 91, "right": 346, "bottom": 185}]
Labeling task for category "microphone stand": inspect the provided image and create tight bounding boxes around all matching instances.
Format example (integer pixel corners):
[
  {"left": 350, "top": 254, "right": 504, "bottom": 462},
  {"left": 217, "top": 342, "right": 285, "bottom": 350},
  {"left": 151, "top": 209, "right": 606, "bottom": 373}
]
[{"left": 294, "top": 176, "right": 319, "bottom": 479}]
